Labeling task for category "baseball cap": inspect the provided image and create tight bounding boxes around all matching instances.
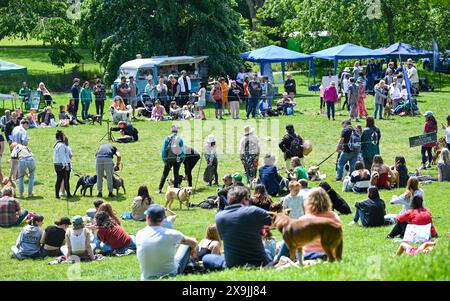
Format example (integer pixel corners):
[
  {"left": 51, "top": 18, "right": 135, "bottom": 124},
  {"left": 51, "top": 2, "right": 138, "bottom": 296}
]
[
  {"left": 423, "top": 111, "right": 433, "bottom": 118},
  {"left": 232, "top": 172, "right": 242, "bottom": 182},
  {"left": 72, "top": 215, "right": 84, "bottom": 226},
  {"left": 145, "top": 204, "right": 166, "bottom": 222}
]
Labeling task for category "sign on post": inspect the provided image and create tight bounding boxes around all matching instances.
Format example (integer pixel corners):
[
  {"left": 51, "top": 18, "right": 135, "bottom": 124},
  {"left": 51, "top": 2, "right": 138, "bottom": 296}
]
[{"left": 409, "top": 132, "right": 437, "bottom": 148}]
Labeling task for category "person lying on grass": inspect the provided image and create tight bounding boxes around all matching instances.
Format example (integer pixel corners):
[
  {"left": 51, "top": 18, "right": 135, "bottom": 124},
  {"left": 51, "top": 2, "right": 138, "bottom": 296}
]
[{"left": 396, "top": 239, "right": 438, "bottom": 256}]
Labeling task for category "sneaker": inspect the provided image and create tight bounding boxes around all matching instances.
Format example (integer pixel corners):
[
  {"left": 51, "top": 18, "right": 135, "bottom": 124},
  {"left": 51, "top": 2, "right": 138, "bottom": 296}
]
[
  {"left": 419, "top": 164, "right": 426, "bottom": 170},
  {"left": 155, "top": 189, "right": 162, "bottom": 194},
  {"left": 335, "top": 178, "right": 342, "bottom": 182},
  {"left": 348, "top": 221, "right": 357, "bottom": 226},
  {"left": 55, "top": 195, "right": 60, "bottom": 199},
  {"left": 97, "top": 192, "right": 103, "bottom": 198},
  {"left": 108, "top": 192, "right": 115, "bottom": 198},
  {"left": 427, "top": 163, "right": 432, "bottom": 169},
  {"left": 28, "top": 194, "right": 34, "bottom": 199}
]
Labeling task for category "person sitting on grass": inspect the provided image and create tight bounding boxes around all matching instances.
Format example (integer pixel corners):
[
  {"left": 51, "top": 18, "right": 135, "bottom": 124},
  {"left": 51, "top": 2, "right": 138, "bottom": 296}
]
[
  {"left": 388, "top": 177, "right": 424, "bottom": 217},
  {"left": 287, "top": 156, "right": 307, "bottom": 181},
  {"left": 86, "top": 199, "right": 104, "bottom": 221},
  {"left": 58, "top": 105, "right": 71, "bottom": 127},
  {"left": 437, "top": 148, "right": 450, "bottom": 182},
  {"left": 391, "top": 156, "right": 409, "bottom": 188},
  {"left": 396, "top": 239, "right": 438, "bottom": 256},
  {"left": 132, "top": 185, "right": 154, "bottom": 221},
  {"left": 136, "top": 204, "right": 198, "bottom": 280},
  {"left": 217, "top": 172, "right": 246, "bottom": 211},
  {"left": 196, "top": 224, "right": 222, "bottom": 262},
  {"left": 277, "top": 92, "right": 296, "bottom": 115},
  {"left": 97, "top": 203, "right": 121, "bottom": 226},
  {"left": 92, "top": 211, "right": 136, "bottom": 255},
  {"left": 40, "top": 217, "right": 71, "bottom": 257},
  {"left": 11, "top": 215, "right": 44, "bottom": 260},
  {"left": 250, "top": 184, "right": 273, "bottom": 211},
  {"left": 0, "top": 187, "right": 28, "bottom": 227},
  {"left": 387, "top": 195, "right": 438, "bottom": 239},
  {"left": 282, "top": 181, "right": 305, "bottom": 219},
  {"left": 348, "top": 187, "right": 386, "bottom": 227},
  {"left": 202, "top": 186, "right": 273, "bottom": 270},
  {"left": 151, "top": 100, "right": 166, "bottom": 121},
  {"left": 342, "top": 161, "right": 371, "bottom": 193},
  {"left": 61, "top": 215, "right": 95, "bottom": 261},
  {"left": 257, "top": 154, "right": 288, "bottom": 197},
  {"left": 371, "top": 155, "right": 395, "bottom": 190}
]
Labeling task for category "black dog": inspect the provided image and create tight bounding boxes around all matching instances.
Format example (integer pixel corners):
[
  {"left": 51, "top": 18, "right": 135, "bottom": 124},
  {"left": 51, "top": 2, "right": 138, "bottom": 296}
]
[
  {"left": 319, "top": 182, "right": 352, "bottom": 215},
  {"left": 104, "top": 173, "right": 126, "bottom": 195},
  {"left": 86, "top": 114, "right": 102, "bottom": 125},
  {"left": 73, "top": 174, "right": 98, "bottom": 196}
]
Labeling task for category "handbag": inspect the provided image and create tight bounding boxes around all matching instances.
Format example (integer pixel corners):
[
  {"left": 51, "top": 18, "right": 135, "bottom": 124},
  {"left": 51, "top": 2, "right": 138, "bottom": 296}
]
[{"left": 403, "top": 223, "right": 431, "bottom": 244}]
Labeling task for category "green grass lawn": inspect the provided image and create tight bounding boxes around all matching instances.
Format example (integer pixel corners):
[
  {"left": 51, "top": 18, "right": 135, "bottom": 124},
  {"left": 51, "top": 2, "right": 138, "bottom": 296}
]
[{"left": 0, "top": 74, "right": 449, "bottom": 281}]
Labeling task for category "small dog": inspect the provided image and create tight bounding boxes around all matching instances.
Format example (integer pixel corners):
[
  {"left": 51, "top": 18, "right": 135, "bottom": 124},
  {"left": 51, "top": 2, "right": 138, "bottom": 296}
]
[
  {"left": 107, "top": 173, "right": 126, "bottom": 195},
  {"left": 270, "top": 210, "right": 343, "bottom": 266},
  {"left": 73, "top": 174, "right": 97, "bottom": 196},
  {"left": 249, "top": 178, "right": 258, "bottom": 190},
  {"left": 307, "top": 166, "right": 326, "bottom": 181},
  {"left": 388, "top": 169, "right": 400, "bottom": 189},
  {"left": 432, "top": 137, "right": 446, "bottom": 165},
  {"left": 384, "top": 97, "right": 393, "bottom": 119},
  {"left": 86, "top": 114, "right": 102, "bottom": 125},
  {"left": 165, "top": 187, "right": 193, "bottom": 210},
  {"left": 110, "top": 105, "right": 132, "bottom": 125}
]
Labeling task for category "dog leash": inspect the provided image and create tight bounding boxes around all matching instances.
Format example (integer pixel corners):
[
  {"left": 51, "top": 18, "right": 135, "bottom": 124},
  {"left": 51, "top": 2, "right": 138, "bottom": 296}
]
[{"left": 315, "top": 151, "right": 337, "bottom": 167}]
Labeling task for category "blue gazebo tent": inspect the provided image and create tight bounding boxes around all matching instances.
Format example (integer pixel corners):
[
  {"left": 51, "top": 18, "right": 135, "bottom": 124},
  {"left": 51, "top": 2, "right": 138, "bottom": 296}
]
[
  {"left": 240, "top": 45, "right": 313, "bottom": 82},
  {"left": 375, "top": 42, "right": 433, "bottom": 61},
  {"left": 311, "top": 43, "right": 384, "bottom": 74}
]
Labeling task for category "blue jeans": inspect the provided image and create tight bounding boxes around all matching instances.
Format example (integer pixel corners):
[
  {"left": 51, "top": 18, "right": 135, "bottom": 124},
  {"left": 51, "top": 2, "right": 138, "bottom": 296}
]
[
  {"left": 203, "top": 249, "right": 273, "bottom": 271},
  {"left": 275, "top": 241, "right": 326, "bottom": 262},
  {"left": 14, "top": 210, "right": 28, "bottom": 226},
  {"left": 374, "top": 104, "right": 383, "bottom": 119},
  {"left": 246, "top": 97, "right": 259, "bottom": 118},
  {"left": 326, "top": 102, "right": 335, "bottom": 119},
  {"left": 336, "top": 151, "right": 358, "bottom": 180},
  {"left": 266, "top": 96, "right": 273, "bottom": 107},
  {"left": 421, "top": 146, "right": 433, "bottom": 165},
  {"left": 82, "top": 102, "right": 90, "bottom": 120},
  {"left": 18, "top": 157, "right": 36, "bottom": 196},
  {"left": 353, "top": 208, "right": 367, "bottom": 227},
  {"left": 174, "top": 244, "right": 192, "bottom": 275},
  {"left": 95, "top": 235, "right": 136, "bottom": 253}
]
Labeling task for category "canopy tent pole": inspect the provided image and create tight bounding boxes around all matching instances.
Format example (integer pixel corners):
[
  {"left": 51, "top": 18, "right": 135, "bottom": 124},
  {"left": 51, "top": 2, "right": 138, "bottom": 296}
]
[
  {"left": 281, "top": 62, "right": 286, "bottom": 81},
  {"left": 307, "top": 60, "right": 311, "bottom": 87},
  {"left": 334, "top": 59, "right": 338, "bottom": 75}
]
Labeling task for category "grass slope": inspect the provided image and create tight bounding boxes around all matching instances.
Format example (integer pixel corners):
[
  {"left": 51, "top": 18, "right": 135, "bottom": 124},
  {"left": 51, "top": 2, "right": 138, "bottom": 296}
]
[{"left": 0, "top": 77, "right": 449, "bottom": 281}]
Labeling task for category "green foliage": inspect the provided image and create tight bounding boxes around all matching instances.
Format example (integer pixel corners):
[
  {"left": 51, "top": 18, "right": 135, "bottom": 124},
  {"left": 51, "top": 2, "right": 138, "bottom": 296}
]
[
  {"left": 0, "top": 0, "right": 81, "bottom": 67},
  {"left": 81, "top": 0, "right": 246, "bottom": 84}
]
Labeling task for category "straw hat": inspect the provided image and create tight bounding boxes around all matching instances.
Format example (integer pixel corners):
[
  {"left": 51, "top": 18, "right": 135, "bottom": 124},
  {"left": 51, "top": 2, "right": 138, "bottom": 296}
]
[
  {"left": 243, "top": 125, "right": 255, "bottom": 136},
  {"left": 302, "top": 140, "right": 313, "bottom": 156},
  {"left": 206, "top": 134, "right": 216, "bottom": 143}
]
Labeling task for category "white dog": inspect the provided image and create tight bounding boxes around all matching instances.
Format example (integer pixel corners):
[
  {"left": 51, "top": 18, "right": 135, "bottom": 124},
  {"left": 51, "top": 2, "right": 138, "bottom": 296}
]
[{"left": 110, "top": 105, "right": 132, "bottom": 124}]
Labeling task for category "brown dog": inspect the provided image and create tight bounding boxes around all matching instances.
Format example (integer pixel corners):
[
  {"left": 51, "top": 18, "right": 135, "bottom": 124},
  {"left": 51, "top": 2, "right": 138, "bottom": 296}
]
[
  {"left": 432, "top": 137, "right": 446, "bottom": 165},
  {"left": 270, "top": 210, "right": 343, "bottom": 266},
  {"left": 388, "top": 169, "right": 400, "bottom": 189},
  {"left": 384, "top": 97, "right": 393, "bottom": 119},
  {"left": 165, "top": 187, "right": 193, "bottom": 210}
]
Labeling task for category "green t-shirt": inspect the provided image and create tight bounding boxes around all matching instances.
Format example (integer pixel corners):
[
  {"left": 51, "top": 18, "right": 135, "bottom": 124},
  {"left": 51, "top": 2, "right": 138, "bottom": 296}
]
[
  {"left": 294, "top": 166, "right": 307, "bottom": 180},
  {"left": 18, "top": 87, "right": 31, "bottom": 97},
  {"left": 80, "top": 87, "right": 93, "bottom": 103}
]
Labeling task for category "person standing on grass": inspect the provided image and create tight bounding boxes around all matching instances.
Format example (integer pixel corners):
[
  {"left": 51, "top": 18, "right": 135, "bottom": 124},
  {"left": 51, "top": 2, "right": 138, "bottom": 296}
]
[
  {"left": 420, "top": 111, "right": 438, "bottom": 170},
  {"left": 80, "top": 81, "right": 93, "bottom": 121},
  {"left": 347, "top": 78, "right": 358, "bottom": 121},
  {"left": 117, "top": 76, "right": 131, "bottom": 106},
  {"left": 192, "top": 82, "right": 206, "bottom": 120},
  {"left": 247, "top": 73, "right": 262, "bottom": 119},
  {"left": 336, "top": 120, "right": 359, "bottom": 181},
  {"left": 71, "top": 78, "right": 81, "bottom": 116},
  {"left": 136, "top": 204, "right": 198, "bottom": 280},
  {"left": 178, "top": 70, "right": 191, "bottom": 106},
  {"left": 341, "top": 74, "right": 351, "bottom": 111},
  {"left": 323, "top": 81, "right": 338, "bottom": 121},
  {"left": 182, "top": 145, "right": 200, "bottom": 188},
  {"left": 202, "top": 186, "right": 273, "bottom": 270},
  {"left": 210, "top": 81, "right": 223, "bottom": 120},
  {"left": 356, "top": 80, "right": 368, "bottom": 119},
  {"left": 361, "top": 117, "right": 381, "bottom": 169},
  {"left": 204, "top": 135, "right": 219, "bottom": 187},
  {"left": 93, "top": 79, "right": 106, "bottom": 117},
  {"left": 220, "top": 77, "right": 230, "bottom": 115},
  {"left": 53, "top": 130, "right": 72, "bottom": 199},
  {"left": 0, "top": 131, "right": 5, "bottom": 183},
  {"left": 11, "top": 119, "right": 29, "bottom": 146},
  {"left": 442, "top": 114, "right": 450, "bottom": 150},
  {"left": 284, "top": 73, "right": 296, "bottom": 99},
  {"left": 374, "top": 80, "right": 388, "bottom": 120},
  {"left": 240, "top": 125, "right": 261, "bottom": 187},
  {"left": 228, "top": 81, "right": 242, "bottom": 119},
  {"left": 0, "top": 187, "right": 28, "bottom": 227},
  {"left": 95, "top": 144, "right": 122, "bottom": 198},
  {"left": 128, "top": 76, "right": 139, "bottom": 119},
  {"left": 279, "top": 124, "right": 304, "bottom": 169},
  {"left": 157, "top": 124, "right": 185, "bottom": 193},
  {"left": 9, "top": 143, "right": 36, "bottom": 199}
]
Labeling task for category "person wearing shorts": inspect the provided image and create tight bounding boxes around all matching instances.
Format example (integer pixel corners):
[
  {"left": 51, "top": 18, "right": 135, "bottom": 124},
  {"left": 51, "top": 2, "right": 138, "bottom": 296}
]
[
  {"left": 129, "top": 76, "right": 139, "bottom": 119},
  {"left": 211, "top": 82, "right": 223, "bottom": 120},
  {"left": 192, "top": 82, "right": 206, "bottom": 120}
]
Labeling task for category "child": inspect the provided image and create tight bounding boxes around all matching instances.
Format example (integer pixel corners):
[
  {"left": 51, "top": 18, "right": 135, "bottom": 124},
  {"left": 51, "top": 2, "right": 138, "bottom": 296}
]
[
  {"left": 282, "top": 181, "right": 305, "bottom": 219},
  {"left": 181, "top": 105, "right": 194, "bottom": 120},
  {"left": 61, "top": 215, "right": 95, "bottom": 261},
  {"left": 196, "top": 224, "right": 221, "bottom": 261},
  {"left": 204, "top": 134, "right": 218, "bottom": 186},
  {"left": 40, "top": 217, "right": 71, "bottom": 257},
  {"left": 151, "top": 100, "right": 166, "bottom": 121},
  {"left": 349, "top": 187, "right": 386, "bottom": 227},
  {"left": 193, "top": 103, "right": 205, "bottom": 120},
  {"left": 251, "top": 184, "right": 273, "bottom": 211},
  {"left": 392, "top": 156, "right": 409, "bottom": 188},
  {"left": 400, "top": 85, "right": 408, "bottom": 101},
  {"left": 58, "top": 105, "right": 70, "bottom": 127},
  {"left": 396, "top": 239, "right": 438, "bottom": 256},
  {"left": 11, "top": 215, "right": 44, "bottom": 260}
]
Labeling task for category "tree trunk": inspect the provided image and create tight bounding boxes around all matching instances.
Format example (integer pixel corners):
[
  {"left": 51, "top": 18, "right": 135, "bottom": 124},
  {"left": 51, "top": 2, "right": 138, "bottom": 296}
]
[
  {"left": 245, "top": 0, "right": 265, "bottom": 31},
  {"left": 381, "top": 1, "right": 395, "bottom": 44}
]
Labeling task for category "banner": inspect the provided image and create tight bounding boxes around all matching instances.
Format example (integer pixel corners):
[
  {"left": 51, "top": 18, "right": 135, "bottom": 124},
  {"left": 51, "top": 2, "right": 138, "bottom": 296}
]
[{"left": 409, "top": 132, "right": 437, "bottom": 148}]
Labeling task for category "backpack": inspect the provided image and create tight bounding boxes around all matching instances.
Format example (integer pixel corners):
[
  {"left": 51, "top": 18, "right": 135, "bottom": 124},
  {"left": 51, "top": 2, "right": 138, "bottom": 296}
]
[
  {"left": 348, "top": 129, "right": 362, "bottom": 152},
  {"left": 165, "top": 136, "right": 180, "bottom": 163},
  {"left": 244, "top": 138, "right": 258, "bottom": 156},
  {"left": 289, "top": 135, "right": 302, "bottom": 157}
]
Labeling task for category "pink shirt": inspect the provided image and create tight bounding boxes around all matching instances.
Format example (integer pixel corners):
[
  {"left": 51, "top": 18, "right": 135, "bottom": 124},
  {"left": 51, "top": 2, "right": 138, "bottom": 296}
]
[
  {"left": 152, "top": 106, "right": 165, "bottom": 118},
  {"left": 300, "top": 211, "right": 341, "bottom": 254},
  {"left": 323, "top": 86, "right": 338, "bottom": 102}
]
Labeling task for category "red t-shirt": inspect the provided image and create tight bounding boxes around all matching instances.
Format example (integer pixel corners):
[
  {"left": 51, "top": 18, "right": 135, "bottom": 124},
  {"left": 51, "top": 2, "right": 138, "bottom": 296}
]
[
  {"left": 397, "top": 208, "right": 438, "bottom": 237},
  {"left": 97, "top": 225, "right": 132, "bottom": 250},
  {"left": 423, "top": 121, "right": 437, "bottom": 148}
]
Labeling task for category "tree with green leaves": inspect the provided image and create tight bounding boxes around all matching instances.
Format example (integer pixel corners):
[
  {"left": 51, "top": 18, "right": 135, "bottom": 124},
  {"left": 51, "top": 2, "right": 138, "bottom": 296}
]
[
  {"left": 0, "top": 0, "right": 81, "bottom": 67},
  {"left": 81, "top": 0, "right": 246, "bottom": 83}
]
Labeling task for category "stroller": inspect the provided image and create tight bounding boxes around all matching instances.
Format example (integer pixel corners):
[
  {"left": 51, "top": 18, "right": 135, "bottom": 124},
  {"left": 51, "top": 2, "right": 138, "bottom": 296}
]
[{"left": 138, "top": 96, "right": 154, "bottom": 118}]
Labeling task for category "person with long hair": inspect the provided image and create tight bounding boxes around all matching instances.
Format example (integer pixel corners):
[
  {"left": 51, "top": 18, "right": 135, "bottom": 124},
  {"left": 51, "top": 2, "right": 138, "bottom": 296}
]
[
  {"left": 61, "top": 215, "right": 95, "bottom": 261},
  {"left": 356, "top": 79, "right": 368, "bottom": 119},
  {"left": 132, "top": 185, "right": 154, "bottom": 221},
  {"left": 11, "top": 215, "right": 44, "bottom": 260},
  {"left": 250, "top": 184, "right": 273, "bottom": 211},
  {"left": 387, "top": 195, "right": 438, "bottom": 239},
  {"left": 196, "top": 224, "right": 221, "bottom": 261},
  {"left": 112, "top": 96, "right": 126, "bottom": 111},
  {"left": 349, "top": 187, "right": 386, "bottom": 227},
  {"left": 371, "top": 155, "right": 395, "bottom": 190},
  {"left": 342, "top": 161, "right": 371, "bottom": 193},
  {"left": 80, "top": 81, "right": 93, "bottom": 121},
  {"left": 97, "top": 203, "right": 121, "bottom": 226},
  {"left": 361, "top": 117, "right": 381, "bottom": 169},
  {"left": 438, "top": 148, "right": 450, "bottom": 182},
  {"left": 37, "top": 82, "right": 53, "bottom": 107},
  {"left": 93, "top": 211, "right": 136, "bottom": 254},
  {"left": 40, "top": 217, "right": 71, "bottom": 257},
  {"left": 53, "top": 130, "right": 72, "bottom": 199},
  {"left": 420, "top": 111, "right": 438, "bottom": 170},
  {"left": 192, "top": 82, "right": 206, "bottom": 120}
]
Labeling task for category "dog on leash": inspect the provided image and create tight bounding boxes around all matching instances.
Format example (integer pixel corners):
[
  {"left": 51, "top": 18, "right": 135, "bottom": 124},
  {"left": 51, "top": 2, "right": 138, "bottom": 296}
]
[
  {"left": 106, "top": 173, "right": 126, "bottom": 196},
  {"left": 388, "top": 169, "right": 400, "bottom": 189},
  {"left": 73, "top": 174, "right": 97, "bottom": 196},
  {"left": 109, "top": 105, "right": 132, "bottom": 125},
  {"left": 86, "top": 114, "right": 102, "bottom": 125},
  {"left": 165, "top": 187, "right": 193, "bottom": 210},
  {"left": 270, "top": 210, "right": 343, "bottom": 266},
  {"left": 384, "top": 97, "right": 394, "bottom": 119},
  {"left": 432, "top": 137, "right": 446, "bottom": 165}
]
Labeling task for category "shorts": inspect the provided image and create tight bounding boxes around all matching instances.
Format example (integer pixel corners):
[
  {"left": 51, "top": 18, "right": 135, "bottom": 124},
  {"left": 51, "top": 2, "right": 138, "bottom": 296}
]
[
  {"left": 214, "top": 101, "right": 223, "bottom": 109},
  {"left": 196, "top": 99, "right": 206, "bottom": 108},
  {"left": 130, "top": 97, "right": 138, "bottom": 108}
]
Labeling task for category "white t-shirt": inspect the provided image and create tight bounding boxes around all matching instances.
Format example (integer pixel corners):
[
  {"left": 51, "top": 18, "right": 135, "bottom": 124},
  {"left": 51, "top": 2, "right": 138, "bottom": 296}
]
[
  {"left": 407, "top": 66, "right": 419, "bottom": 83},
  {"left": 136, "top": 226, "right": 185, "bottom": 280},
  {"left": 445, "top": 126, "right": 450, "bottom": 144}
]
